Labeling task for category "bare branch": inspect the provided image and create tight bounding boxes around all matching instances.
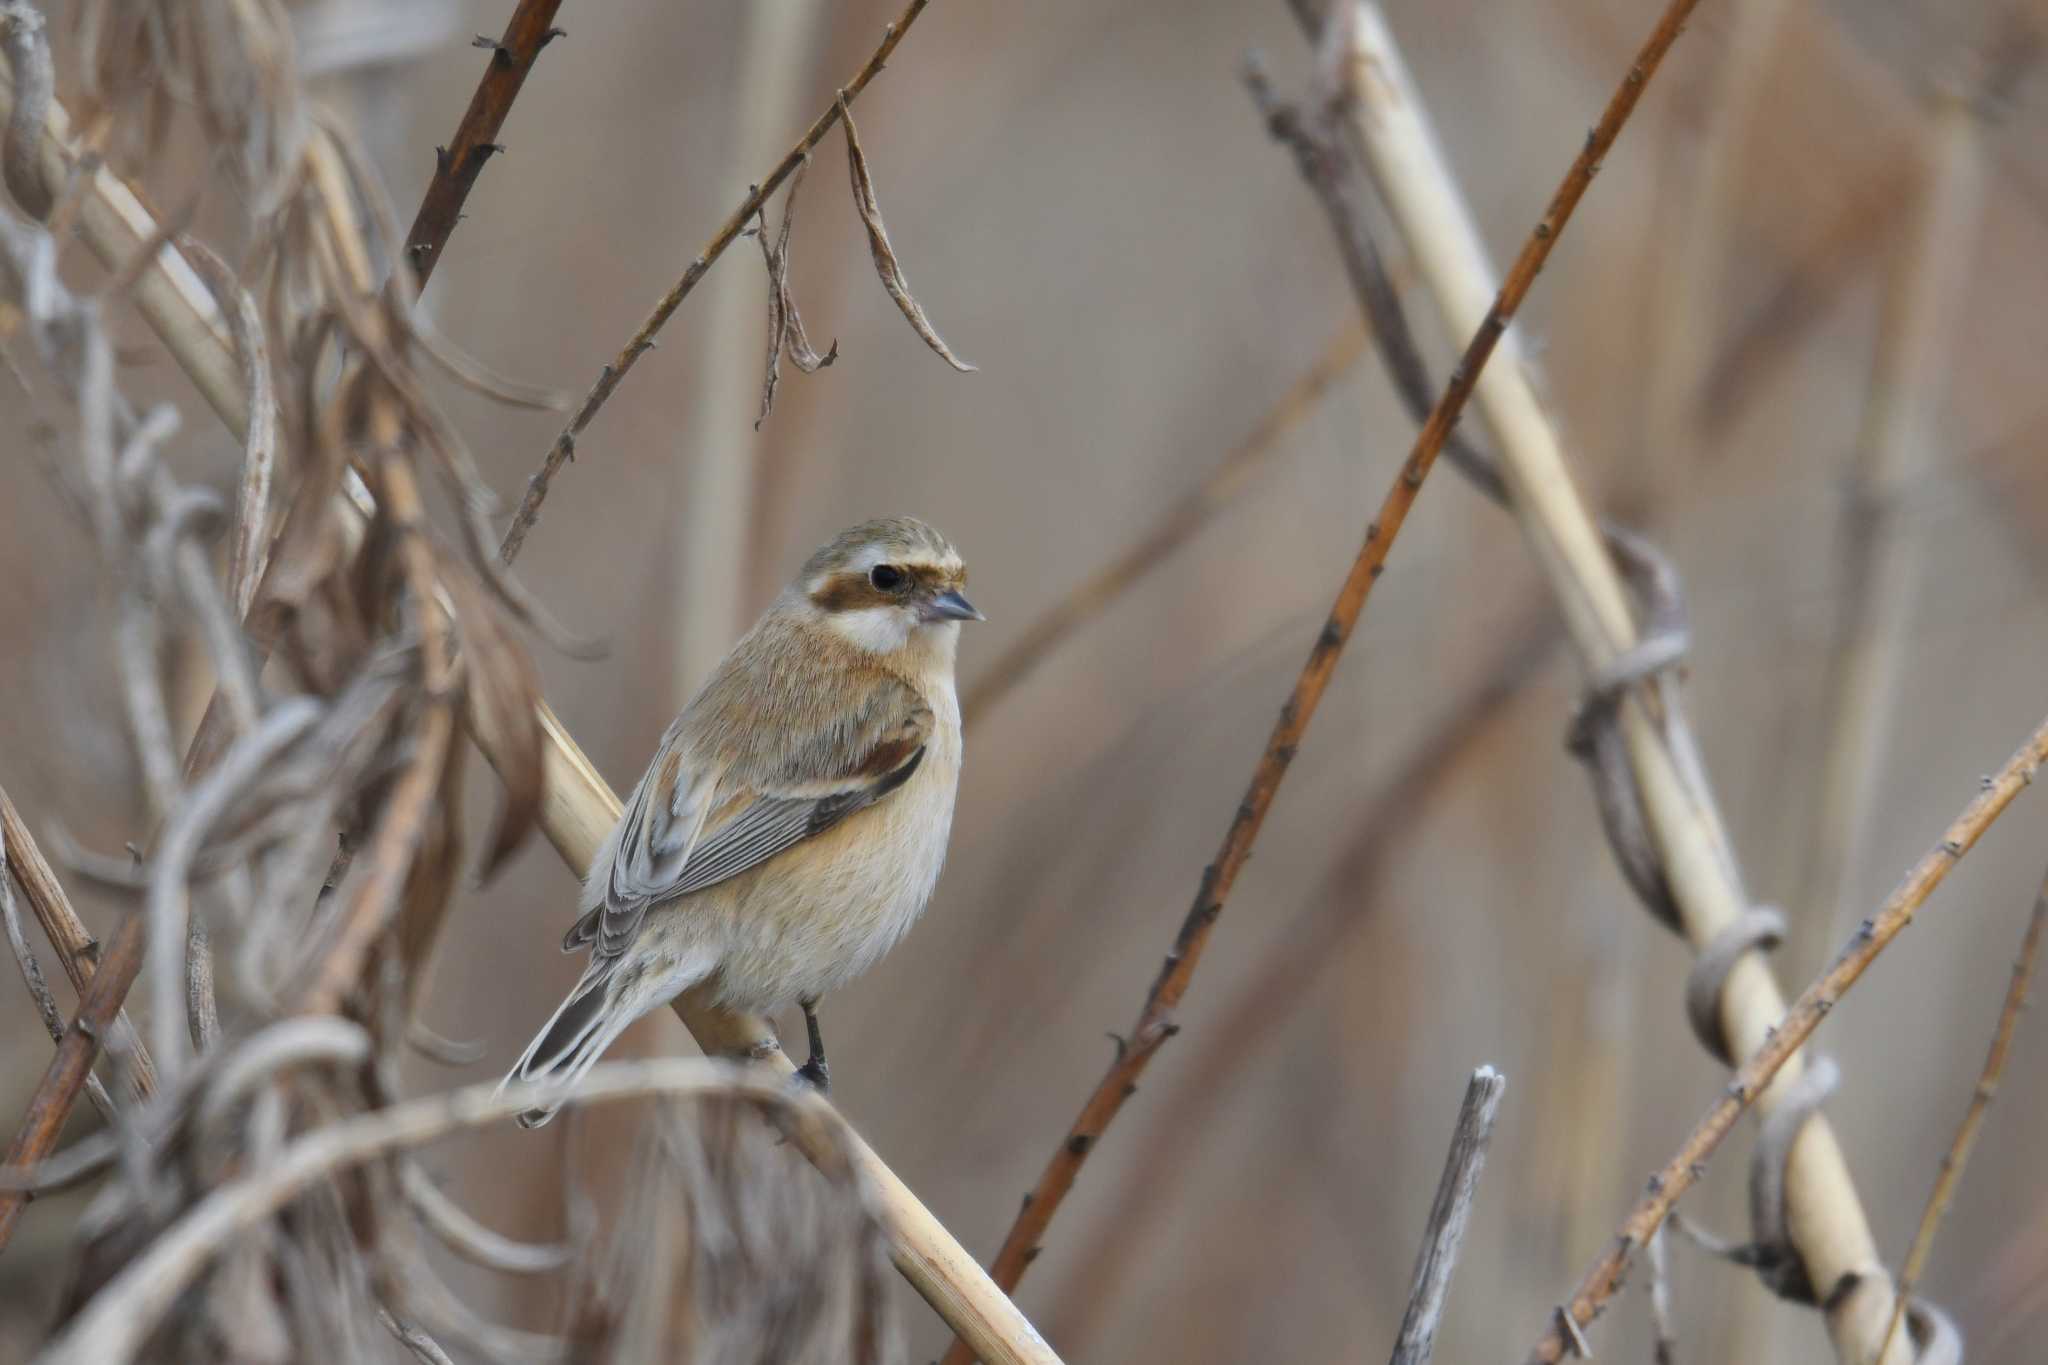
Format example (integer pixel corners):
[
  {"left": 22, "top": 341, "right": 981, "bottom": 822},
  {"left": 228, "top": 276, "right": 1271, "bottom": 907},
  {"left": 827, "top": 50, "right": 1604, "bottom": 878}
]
[
  {"left": 402, "top": 0, "right": 567, "bottom": 285},
  {"left": 1525, "top": 712, "right": 2048, "bottom": 1362},
  {"left": 1877, "top": 863, "right": 2048, "bottom": 1358},
  {"left": 0, "top": 783, "right": 157, "bottom": 1096},
  {"left": 941, "top": 1, "right": 1695, "bottom": 1347},
  {"left": 497, "top": 0, "right": 934, "bottom": 566}
]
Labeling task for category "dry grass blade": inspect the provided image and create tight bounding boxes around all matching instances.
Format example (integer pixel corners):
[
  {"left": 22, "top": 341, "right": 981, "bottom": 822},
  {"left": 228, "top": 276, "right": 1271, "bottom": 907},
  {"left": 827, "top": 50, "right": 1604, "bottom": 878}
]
[
  {"left": 1523, "top": 711, "right": 2048, "bottom": 1363},
  {"left": 838, "top": 94, "right": 973, "bottom": 373},
  {"left": 939, "top": 0, "right": 1691, "bottom": 1351},
  {"left": 28, "top": 1060, "right": 837, "bottom": 1365},
  {"left": 0, "top": 783, "right": 157, "bottom": 1096},
  {"left": 564, "top": 1095, "right": 899, "bottom": 1363},
  {"left": 1876, "top": 863, "right": 2048, "bottom": 1358},
  {"left": 0, "top": 823, "right": 116, "bottom": 1124},
  {"left": 0, "top": 4, "right": 51, "bottom": 218},
  {"left": 1390, "top": 1067, "right": 1506, "bottom": 1365},
  {"left": 180, "top": 241, "right": 279, "bottom": 621},
  {"left": 496, "top": 0, "right": 933, "bottom": 567}
]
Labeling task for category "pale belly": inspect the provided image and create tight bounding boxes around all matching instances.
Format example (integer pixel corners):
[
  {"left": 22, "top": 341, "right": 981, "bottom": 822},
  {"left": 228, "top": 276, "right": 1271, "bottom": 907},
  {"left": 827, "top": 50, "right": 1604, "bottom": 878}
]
[{"left": 694, "top": 733, "right": 960, "bottom": 1010}]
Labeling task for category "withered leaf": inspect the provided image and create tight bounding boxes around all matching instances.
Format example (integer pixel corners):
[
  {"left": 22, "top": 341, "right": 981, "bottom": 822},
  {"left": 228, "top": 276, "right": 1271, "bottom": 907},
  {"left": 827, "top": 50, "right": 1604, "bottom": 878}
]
[
  {"left": 838, "top": 96, "right": 975, "bottom": 374},
  {"left": 432, "top": 543, "right": 544, "bottom": 880},
  {"left": 754, "top": 156, "right": 838, "bottom": 429}
]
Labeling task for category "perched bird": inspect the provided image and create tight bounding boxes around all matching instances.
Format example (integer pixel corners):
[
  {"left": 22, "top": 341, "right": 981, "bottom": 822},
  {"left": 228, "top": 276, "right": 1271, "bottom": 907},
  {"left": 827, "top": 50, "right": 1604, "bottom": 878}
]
[{"left": 505, "top": 516, "right": 981, "bottom": 1126}]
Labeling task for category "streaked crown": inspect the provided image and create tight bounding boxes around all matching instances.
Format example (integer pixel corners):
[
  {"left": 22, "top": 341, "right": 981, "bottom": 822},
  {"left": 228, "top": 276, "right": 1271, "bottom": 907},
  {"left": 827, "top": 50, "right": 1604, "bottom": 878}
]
[{"left": 800, "top": 516, "right": 972, "bottom": 618}]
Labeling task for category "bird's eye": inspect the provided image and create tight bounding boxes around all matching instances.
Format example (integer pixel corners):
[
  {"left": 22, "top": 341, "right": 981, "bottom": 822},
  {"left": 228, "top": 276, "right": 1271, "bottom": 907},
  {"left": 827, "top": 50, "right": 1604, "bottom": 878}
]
[{"left": 869, "top": 564, "right": 906, "bottom": 591}]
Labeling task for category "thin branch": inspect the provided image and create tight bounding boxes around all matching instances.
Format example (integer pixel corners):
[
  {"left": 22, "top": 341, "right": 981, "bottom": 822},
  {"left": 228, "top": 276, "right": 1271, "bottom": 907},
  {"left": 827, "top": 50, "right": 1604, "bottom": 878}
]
[
  {"left": 1045, "top": 615, "right": 1554, "bottom": 1349},
  {"left": 1877, "top": 862, "right": 2048, "bottom": 1358},
  {"left": 1390, "top": 1067, "right": 1506, "bottom": 1365},
  {"left": 0, "top": 824, "right": 115, "bottom": 1125},
  {"left": 1330, "top": 8, "right": 1924, "bottom": 1360},
  {"left": 1523, "top": 711, "right": 2048, "bottom": 1363},
  {"left": 0, "top": 910, "right": 144, "bottom": 1249},
  {"left": 496, "top": 0, "right": 932, "bottom": 566},
  {"left": 941, "top": 0, "right": 1693, "bottom": 1349},
  {"left": 962, "top": 320, "right": 1368, "bottom": 724},
  {"left": 0, "top": 783, "right": 157, "bottom": 1096},
  {"left": 402, "top": 0, "right": 566, "bottom": 286}
]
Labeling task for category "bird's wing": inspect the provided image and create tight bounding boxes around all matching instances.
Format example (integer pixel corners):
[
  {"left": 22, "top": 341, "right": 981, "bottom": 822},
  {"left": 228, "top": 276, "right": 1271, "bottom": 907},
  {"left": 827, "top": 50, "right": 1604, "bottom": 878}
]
[{"left": 577, "top": 678, "right": 934, "bottom": 961}]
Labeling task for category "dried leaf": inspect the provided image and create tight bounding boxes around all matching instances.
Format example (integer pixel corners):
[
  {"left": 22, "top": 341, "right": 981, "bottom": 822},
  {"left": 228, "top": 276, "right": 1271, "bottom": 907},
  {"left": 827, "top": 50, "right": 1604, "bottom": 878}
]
[
  {"left": 181, "top": 239, "right": 278, "bottom": 621},
  {"left": 432, "top": 544, "right": 543, "bottom": 880},
  {"left": 754, "top": 157, "right": 839, "bottom": 428},
  {"left": 839, "top": 96, "right": 974, "bottom": 374}
]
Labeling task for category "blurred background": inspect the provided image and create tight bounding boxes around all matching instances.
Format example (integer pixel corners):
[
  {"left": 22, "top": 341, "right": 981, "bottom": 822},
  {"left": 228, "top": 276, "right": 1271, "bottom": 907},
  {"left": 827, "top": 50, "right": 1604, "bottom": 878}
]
[{"left": 4, "top": 0, "right": 2048, "bottom": 1360}]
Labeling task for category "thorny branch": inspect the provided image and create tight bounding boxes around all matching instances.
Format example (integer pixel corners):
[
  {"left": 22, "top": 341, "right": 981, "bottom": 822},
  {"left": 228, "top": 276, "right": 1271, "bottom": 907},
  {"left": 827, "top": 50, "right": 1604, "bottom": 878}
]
[
  {"left": 403, "top": 0, "right": 567, "bottom": 286},
  {"left": 497, "top": 0, "right": 938, "bottom": 565},
  {"left": 939, "top": 0, "right": 1695, "bottom": 1350}
]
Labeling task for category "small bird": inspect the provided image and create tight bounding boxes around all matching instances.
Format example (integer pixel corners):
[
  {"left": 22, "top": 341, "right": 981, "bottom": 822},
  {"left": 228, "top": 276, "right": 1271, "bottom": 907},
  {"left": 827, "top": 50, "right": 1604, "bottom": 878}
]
[{"left": 505, "top": 516, "right": 981, "bottom": 1125}]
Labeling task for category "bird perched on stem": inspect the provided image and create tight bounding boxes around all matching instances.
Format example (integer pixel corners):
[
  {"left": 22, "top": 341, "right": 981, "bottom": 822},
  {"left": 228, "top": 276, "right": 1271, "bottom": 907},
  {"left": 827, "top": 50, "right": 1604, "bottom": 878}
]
[{"left": 506, "top": 517, "right": 982, "bottom": 1125}]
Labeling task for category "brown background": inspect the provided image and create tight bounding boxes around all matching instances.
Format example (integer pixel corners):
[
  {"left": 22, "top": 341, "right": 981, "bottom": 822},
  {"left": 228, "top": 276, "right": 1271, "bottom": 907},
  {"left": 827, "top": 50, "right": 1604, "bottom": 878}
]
[{"left": 4, "top": 1, "right": 2048, "bottom": 1361}]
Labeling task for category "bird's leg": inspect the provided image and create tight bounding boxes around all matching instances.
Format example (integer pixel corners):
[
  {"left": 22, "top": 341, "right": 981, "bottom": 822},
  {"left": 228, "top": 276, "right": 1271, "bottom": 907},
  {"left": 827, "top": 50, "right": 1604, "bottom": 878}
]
[{"left": 794, "top": 997, "right": 831, "bottom": 1094}]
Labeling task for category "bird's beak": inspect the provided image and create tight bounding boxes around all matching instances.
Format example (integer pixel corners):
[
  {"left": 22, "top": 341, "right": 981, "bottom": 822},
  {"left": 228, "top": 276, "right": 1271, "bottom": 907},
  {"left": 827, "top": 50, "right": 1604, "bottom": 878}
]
[{"left": 923, "top": 589, "right": 985, "bottom": 623}]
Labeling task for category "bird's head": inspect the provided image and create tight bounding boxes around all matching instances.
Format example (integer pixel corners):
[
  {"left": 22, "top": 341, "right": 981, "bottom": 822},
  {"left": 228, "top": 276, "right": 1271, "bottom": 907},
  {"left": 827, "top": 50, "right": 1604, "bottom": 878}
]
[{"left": 799, "top": 516, "right": 983, "bottom": 656}]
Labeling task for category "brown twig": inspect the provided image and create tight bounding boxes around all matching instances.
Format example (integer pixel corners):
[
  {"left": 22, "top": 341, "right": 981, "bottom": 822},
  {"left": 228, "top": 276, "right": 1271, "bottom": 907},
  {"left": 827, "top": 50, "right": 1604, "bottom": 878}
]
[
  {"left": 0, "top": 820, "right": 115, "bottom": 1124},
  {"left": 496, "top": 0, "right": 931, "bottom": 566},
  {"left": 0, "top": 913, "right": 144, "bottom": 1250},
  {"left": 1524, "top": 710, "right": 2048, "bottom": 1363},
  {"left": 1330, "top": 7, "right": 1923, "bottom": 1358},
  {"left": 1045, "top": 616, "right": 1553, "bottom": 1349},
  {"left": 1876, "top": 862, "right": 2048, "bottom": 1358},
  {"left": 940, "top": 0, "right": 1693, "bottom": 1350},
  {"left": 1391, "top": 1067, "right": 1506, "bottom": 1365},
  {"left": 0, "top": 783, "right": 156, "bottom": 1096},
  {"left": 962, "top": 320, "right": 1368, "bottom": 724},
  {"left": 402, "top": 0, "right": 565, "bottom": 286}
]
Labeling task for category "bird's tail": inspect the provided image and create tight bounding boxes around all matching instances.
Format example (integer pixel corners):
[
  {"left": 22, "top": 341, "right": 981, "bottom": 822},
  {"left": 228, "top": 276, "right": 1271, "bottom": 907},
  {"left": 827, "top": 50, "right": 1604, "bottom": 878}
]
[{"left": 501, "top": 959, "right": 638, "bottom": 1129}]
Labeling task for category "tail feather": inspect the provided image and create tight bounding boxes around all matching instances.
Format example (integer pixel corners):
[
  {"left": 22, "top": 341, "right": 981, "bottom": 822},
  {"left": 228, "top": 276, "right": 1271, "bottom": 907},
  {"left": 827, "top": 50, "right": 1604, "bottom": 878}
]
[
  {"left": 504, "top": 942, "right": 720, "bottom": 1129},
  {"left": 502, "top": 962, "right": 627, "bottom": 1128}
]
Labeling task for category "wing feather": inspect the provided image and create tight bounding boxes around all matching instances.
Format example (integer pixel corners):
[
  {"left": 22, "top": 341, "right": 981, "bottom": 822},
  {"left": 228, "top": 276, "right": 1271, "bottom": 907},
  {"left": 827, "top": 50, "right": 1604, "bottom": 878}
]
[{"left": 571, "top": 672, "right": 934, "bottom": 965}]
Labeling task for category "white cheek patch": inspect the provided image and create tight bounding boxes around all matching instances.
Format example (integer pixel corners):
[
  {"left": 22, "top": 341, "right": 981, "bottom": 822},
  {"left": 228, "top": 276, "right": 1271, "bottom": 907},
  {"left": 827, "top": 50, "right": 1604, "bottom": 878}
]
[{"left": 828, "top": 605, "right": 914, "bottom": 654}]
